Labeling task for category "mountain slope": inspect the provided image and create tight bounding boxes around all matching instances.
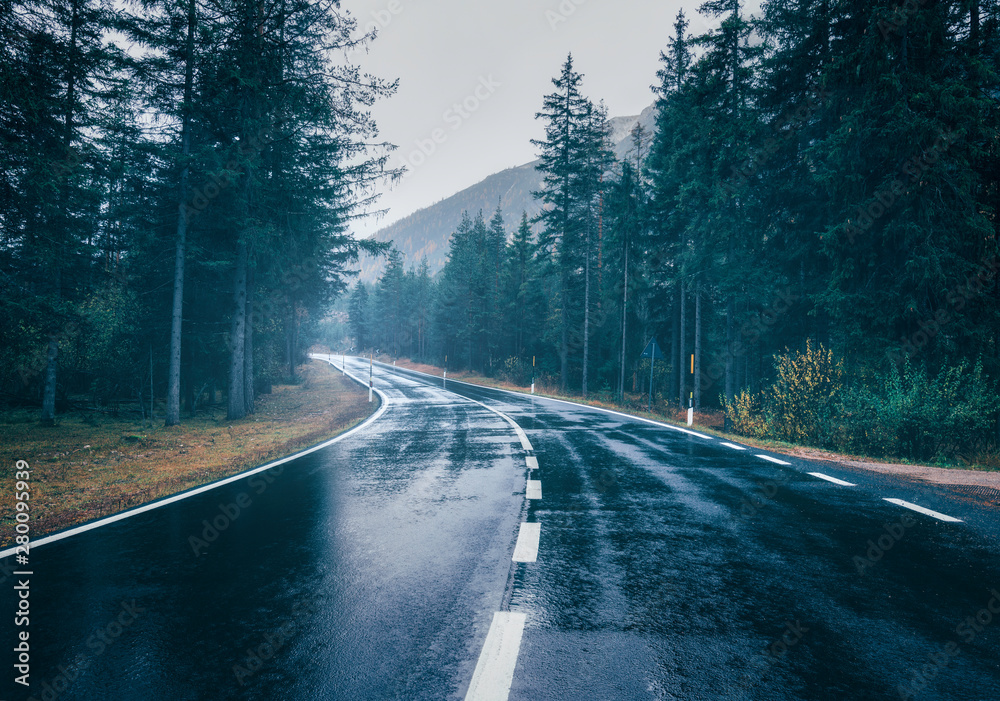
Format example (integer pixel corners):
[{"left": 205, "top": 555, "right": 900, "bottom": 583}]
[{"left": 359, "top": 102, "right": 657, "bottom": 281}]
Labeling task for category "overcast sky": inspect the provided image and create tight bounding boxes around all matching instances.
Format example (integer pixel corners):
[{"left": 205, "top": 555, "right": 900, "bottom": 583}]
[{"left": 344, "top": 0, "right": 723, "bottom": 237}]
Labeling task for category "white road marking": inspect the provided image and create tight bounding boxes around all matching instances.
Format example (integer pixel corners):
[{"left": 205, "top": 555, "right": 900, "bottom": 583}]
[
  {"left": 465, "top": 611, "right": 526, "bottom": 701},
  {"left": 512, "top": 522, "right": 541, "bottom": 562},
  {"left": 808, "top": 472, "right": 856, "bottom": 487},
  {"left": 526, "top": 480, "right": 542, "bottom": 500},
  {"left": 525, "top": 456, "right": 538, "bottom": 471},
  {"left": 720, "top": 442, "right": 747, "bottom": 451},
  {"left": 372, "top": 360, "right": 714, "bottom": 440},
  {"left": 883, "top": 498, "right": 963, "bottom": 523},
  {"left": 0, "top": 357, "right": 389, "bottom": 561},
  {"left": 756, "top": 454, "right": 792, "bottom": 466},
  {"left": 454, "top": 390, "right": 534, "bottom": 453},
  {"left": 514, "top": 427, "right": 533, "bottom": 452}
]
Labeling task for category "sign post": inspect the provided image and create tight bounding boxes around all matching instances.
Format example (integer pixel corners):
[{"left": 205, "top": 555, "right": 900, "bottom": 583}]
[
  {"left": 689, "top": 354, "right": 695, "bottom": 425},
  {"left": 640, "top": 338, "right": 665, "bottom": 412},
  {"left": 369, "top": 353, "right": 373, "bottom": 403}
]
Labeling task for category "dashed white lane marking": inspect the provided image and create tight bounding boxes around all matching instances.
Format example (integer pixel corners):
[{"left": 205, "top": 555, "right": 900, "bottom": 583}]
[
  {"left": 465, "top": 611, "right": 526, "bottom": 701},
  {"left": 0, "top": 357, "right": 389, "bottom": 561},
  {"left": 756, "top": 454, "right": 792, "bottom": 466},
  {"left": 720, "top": 442, "right": 747, "bottom": 451},
  {"left": 525, "top": 456, "right": 538, "bottom": 471},
  {"left": 884, "top": 498, "right": 963, "bottom": 523},
  {"left": 526, "top": 480, "right": 542, "bottom": 500},
  {"left": 808, "top": 472, "right": 856, "bottom": 487},
  {"left": 515, "top": 428, "right": 533, "bottom": 452},
  {"left": 512, "top": 522, "right": 541, "bottom": 562}
]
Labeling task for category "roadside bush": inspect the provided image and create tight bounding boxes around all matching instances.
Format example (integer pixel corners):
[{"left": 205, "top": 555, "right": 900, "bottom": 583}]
[
  {"left": 499, "top": 356, "right": 531, "bottom": 386},
  {"left": 765, "top": 340, "right": 844, "bottom": 445},
  {"left": 838, "top": 360, "right": 999, "bottom": 461},
  {"left": 725, "top": 345, "right": 1000, "bottom": 464},
  {"left": 724, "top": 388, "right": 769, "bottom": 438},
  {"left": 832, "top": 383, "right": 900, "bottom": 458}
]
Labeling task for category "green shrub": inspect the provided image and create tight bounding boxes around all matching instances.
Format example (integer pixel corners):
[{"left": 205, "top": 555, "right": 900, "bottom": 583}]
[
  {"left": 764, "top": 340, "right": 844, "bottom": 445},
  {"left": 838, "top": 360, "right": 999, "bottom": 461},
  {"left": 722, "top": 343, "right": 999, "bottom": 464},
  {"left": 723, "top": 388, "right": 770, "bottom": 438},
  {"left": 499, "top": 356, "right": 531, "bottom": 386}
]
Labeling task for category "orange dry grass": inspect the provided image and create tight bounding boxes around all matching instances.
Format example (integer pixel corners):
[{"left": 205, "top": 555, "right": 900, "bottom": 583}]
[{"left": 0, "top": 360, "right": 374, "bottom": 546}]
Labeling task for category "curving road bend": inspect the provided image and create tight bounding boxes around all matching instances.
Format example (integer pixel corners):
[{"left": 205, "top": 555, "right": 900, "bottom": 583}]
[{"left": 3, "top": 355, "right": 1000, "bottom": 700}]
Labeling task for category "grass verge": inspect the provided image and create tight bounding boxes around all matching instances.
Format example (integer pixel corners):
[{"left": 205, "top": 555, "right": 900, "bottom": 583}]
[{"left": 0, "top": 359, "right": 376, "bottom": 547}]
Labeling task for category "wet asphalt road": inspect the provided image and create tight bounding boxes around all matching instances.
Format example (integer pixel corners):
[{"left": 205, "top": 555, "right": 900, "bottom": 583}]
[{"left": 3, "top": 356, "right": 1000, "bottom": 700}]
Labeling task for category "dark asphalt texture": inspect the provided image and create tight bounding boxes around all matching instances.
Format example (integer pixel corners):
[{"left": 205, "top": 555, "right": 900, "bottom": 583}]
[{"left": 2, "top": 356, "right": 1000, "bottom": 700}]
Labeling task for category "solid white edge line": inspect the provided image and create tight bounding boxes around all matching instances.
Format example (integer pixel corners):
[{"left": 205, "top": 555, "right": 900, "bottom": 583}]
[
  {"left": 807, "top": 472, "right": 856, "bottom": 487},
  {"left": 525, "top": 456, "right": 538, "bottom": 470},
  {"left": 512, "top": 522, "right": 541, "bottom": 563},
  {"left": 883, "top": 498, "right": 963, "bottom": 523},
  {"left": 720, "top": 442, "right": 747, "bottom": 451},
  {"left": 0, "top": 356, "right": 389, "bottom": 561},
  {"left": 756, "top": 454, "right": 792, "bottom": 466},
  {"left": 526, "top": 480, "right": 542, "bottom": 500},
  {"left": 465, "top": 611, "right": 527, "bottom": 701},
  {"left": 371, "top": 359, "right": 714, "bottom": 440}
]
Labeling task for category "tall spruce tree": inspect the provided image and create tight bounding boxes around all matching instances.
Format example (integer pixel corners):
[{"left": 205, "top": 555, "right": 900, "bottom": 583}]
[{"left": 533, "top": 54, "right": 611, "bottom": 392}]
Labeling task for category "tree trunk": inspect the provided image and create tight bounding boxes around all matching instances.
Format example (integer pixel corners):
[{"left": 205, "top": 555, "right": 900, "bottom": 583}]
[
  {"left": 166, "top": 207, "right": 188, "bottom": 425},
  {"left": 694, "top": 282, "right": 702, "bottom": 411},
  {"left": 41, "top": 0, "right": 81, "bottom": 425},
  {"left": 970, "top": 0, "right": 980, "bottom": 57},
  {"left": 678, "top": 283, "right": 686, "bottom": 410},
  {"left": 243, "top": 266, "right": 255, "bottom": 415},
  {"left": 287, "top": 305, "right": 297, "bottom": 382},
  {"left": 559, "top": 275, "right": 568, "bottom": 393},
  {"left": 618, "top": 245, "right": 628, "bottom": 402},
  {"left": 582, "top": 223, "right": 591, "bottom": 398},
  {"left": 670, "top": 289, "right": 679, "bottom": 406},
  {"left": 40, "top": 336, "right": 58, "bottom": 425},
  {"left": 227, "top": 242, "right": 248, "bottom": 420},
  {"left": 724, "top": 296, "right": 735, "bottom": 430},
  {"left": 166, "top": 0, "right": 197, "bottom": 427}
]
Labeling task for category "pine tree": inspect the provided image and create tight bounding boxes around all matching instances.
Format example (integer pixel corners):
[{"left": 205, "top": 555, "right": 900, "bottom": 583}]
[
  {"left": 348, "top": 282, "right": 371, "bottom": 351},
  {"left": 375, "top": 248, "right": 406, "bottom": 357},
  {"left": 605, "top": 159, "right": 645, "bottom": 401},
  {"left": 532, "top": 53, "right": 612, "bottom": 393},
  {"left": 503, "top": 212, "right": 539, "bottom": 359}
]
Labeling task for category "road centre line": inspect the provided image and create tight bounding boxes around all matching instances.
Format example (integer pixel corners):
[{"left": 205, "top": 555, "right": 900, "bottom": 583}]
[
  {"left": 0, "top": 356, "right": 388, "bottom": 561},
  {"left": 514, "top": 428, "right": 533, "bottom": 452},
  {"left": 366, "top": 358, "right": 539, "bottom": 700},
  {"left": 526, "top": 480, "right": 542, "bottom": 500},
  {"left": 883, "top": 498, "right": 963, "bottom": 523},
  {"left": 512, "top": 522, "right": 541, "bottom": 562},
  {"left": 465, "top": 611, "right": 526, "bottom": 701},
  {"left": 720, "top": 442, "right": 747, "bottom": 450},
  {"left": 808, "top": 472, "right": 856, "bottom": 487},
  {"left": 756, "top": 454, "right": 792, "bottom": 466}
]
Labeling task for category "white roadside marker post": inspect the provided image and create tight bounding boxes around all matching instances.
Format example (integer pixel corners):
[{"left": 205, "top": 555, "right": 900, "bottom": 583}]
[{"left": 369, "top": 353, "right": 373, "bottom": 403}]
